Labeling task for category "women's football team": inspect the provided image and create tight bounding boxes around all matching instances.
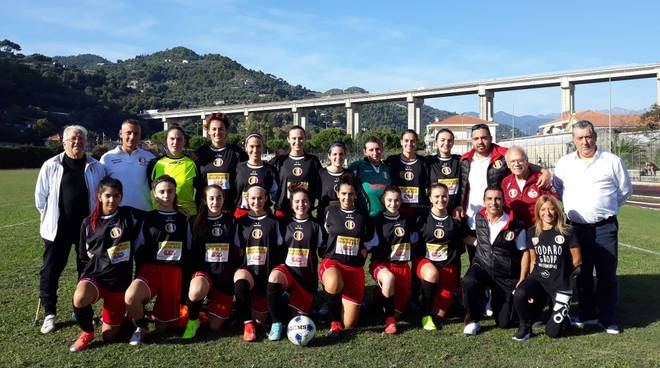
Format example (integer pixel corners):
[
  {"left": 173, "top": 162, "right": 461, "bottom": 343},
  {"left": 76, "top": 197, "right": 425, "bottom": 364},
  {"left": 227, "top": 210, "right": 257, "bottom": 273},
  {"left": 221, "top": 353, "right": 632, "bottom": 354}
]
[{"left": 68, "top": 121, "right": 581, "bottom": 351}]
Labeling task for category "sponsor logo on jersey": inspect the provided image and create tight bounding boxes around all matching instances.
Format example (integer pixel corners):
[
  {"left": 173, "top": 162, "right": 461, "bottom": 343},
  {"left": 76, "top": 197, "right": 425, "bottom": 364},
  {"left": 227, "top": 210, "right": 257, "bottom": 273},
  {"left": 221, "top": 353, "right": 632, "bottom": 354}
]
[
  {"left": 211, "top": 226, "right": 223, "bottom": 237},
  {"left": 508, "top": 189, "right": 518, "bottom": 198},
  {"left": 504, "top": 230, "right": 515, "bottom": 241},
  {"left": 293, "top": 230, "right": 304, "bottom": 241},
  {"left": 441, "top": 166, "right": 452, "bottom": 175},
  {"left": 554, "top": 235, "right": 565, "bottom": 244},
  {"left": 493, "top": 160, "right": 503, "bottom": 169},
  {"left": 165, "top": 223, "right": 177, "bottom": 233},
  {"left": 433, "top": 228, "right": 445, "bottom": 239},
  {"left": 213, "top": 158, "right": 224, "bottom": 167},
  {"left": 344, "top": 220, "right": 356, "bottom": 230},
  {"left": 292, "top": 167, "right": 303, "bottom": 176},
  {"left": 394, "top": 226, "right": 405, "bottom": 237},
  {"left": 248, "top": 176, "right": 259, "bottom": 185},
  {"left": 528, "top": 188, "right": 539, "bottom": 199},
  {"left": 251, "top": 228, "right": 263, "bottom": 240},
  {"left": 402, "top": 171, "right": 414, "bottom": 181},
  {"left": 540, "top": 270, "right": 551, "bottom": 279},
  {"left": 110, "top": 226, "right": 122, "bottom": 239}
]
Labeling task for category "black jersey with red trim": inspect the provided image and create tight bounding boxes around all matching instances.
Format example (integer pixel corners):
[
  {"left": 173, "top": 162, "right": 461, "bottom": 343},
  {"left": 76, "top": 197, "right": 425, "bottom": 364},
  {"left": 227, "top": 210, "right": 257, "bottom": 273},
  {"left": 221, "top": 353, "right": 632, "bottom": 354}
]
[
  {"left": 385, "top": 155, "right": 430, "bottom": 208},
  {"left": 527, "top": 226, "right": 579, "bottom": 291},
  {"left": 234, "top": 213, "right": 284, "bottom": 291},
  {"left": 428, "top": 154, "right": 462, "bottom": 211},
  {"left": 280, "top": 216, "right": 323, "bottom": 293},
  {"left": 370, "top": 213, "right": 417, "bottom": 263},
  {"left": 272, "top": 153, "right": 322, "bottom": 213},
  {"left": 78, "top": 206, "right": 143, "bottom": 292},
  {"left": 234, "top": 162, "right": 279, "bottom": 210},
  {"left": 194, "top": 143, "right": 248, "bottom": 212},
  {"left": 136, "top": 210, "right": 192, "bottom": 269},
  {"left": 318, "top": 168, "right": 356, "bottom": 219},
  {"left": 190, "top": 214, "right": 240, "bottom": 294},
  {"left": 417, "top": 211, "right": 467, "bottom": 267},
  {"left": 321, "top": 206, "right": 374, "bottom": 267}
]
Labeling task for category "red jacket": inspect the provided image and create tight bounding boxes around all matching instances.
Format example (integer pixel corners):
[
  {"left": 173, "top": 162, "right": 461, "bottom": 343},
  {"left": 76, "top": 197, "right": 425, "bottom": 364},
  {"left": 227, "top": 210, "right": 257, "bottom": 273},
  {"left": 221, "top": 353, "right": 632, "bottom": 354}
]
[{"left": 501, "top": 169, "right": 558, "bottom": 228}]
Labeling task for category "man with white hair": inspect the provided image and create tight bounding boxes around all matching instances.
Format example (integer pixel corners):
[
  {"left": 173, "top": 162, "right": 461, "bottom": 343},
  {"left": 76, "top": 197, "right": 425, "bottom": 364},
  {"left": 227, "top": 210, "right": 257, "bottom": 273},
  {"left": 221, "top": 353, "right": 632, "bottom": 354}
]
[
  {"left": 100, "top": 119, "right": 155, "bottom": 210},
  {"left": 35, "top": 125, "right": 105, "bottom": 334},
  {"left": 553, "top": 120, "right": 632, "bottom": 334}
]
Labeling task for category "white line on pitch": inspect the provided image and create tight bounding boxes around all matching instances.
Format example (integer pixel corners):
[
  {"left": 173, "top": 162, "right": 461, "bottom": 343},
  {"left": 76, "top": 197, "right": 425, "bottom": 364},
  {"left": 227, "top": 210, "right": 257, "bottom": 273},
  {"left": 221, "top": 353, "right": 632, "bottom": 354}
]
[
  {"left": 0, "top": 220, "right": 38, "bottom": 229},
  {"left": 621, "top": 242, "right": 660, "bottom": 256}
]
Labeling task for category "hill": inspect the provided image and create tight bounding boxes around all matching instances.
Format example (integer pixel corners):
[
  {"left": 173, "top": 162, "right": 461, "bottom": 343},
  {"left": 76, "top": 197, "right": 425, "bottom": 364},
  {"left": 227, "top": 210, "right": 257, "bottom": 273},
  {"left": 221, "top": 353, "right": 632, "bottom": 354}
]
[{"left": 52, "top": 54, "right": 111, "bottom": 68}]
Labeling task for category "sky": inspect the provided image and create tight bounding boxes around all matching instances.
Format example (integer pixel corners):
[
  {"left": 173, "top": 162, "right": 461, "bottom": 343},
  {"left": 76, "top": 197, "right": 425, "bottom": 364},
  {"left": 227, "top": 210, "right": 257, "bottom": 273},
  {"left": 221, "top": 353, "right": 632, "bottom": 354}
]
[{"left": 2, "top": 0, "right": 659, "bottom": 115}]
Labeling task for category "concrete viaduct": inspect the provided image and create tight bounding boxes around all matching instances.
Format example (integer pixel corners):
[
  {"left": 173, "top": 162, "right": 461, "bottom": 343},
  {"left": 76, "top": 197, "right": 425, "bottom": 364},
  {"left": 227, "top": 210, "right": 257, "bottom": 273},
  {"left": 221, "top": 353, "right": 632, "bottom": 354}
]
[{"left": 139, "top": 63, "right": 660, "bottom": 138}]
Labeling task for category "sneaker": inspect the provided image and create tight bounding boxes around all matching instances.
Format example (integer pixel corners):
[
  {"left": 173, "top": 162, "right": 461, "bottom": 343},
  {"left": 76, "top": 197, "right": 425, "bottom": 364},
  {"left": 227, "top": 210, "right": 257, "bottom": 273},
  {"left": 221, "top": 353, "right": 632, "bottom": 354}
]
[
  {"left": 463, "top": 321, "right": 481, "bottom": 336},
  {"left": 182, "top": 319, "right": 200, "bottom": 339},
  {"left": 327, "top": 321, "right": 343, "bottom": 339},
  {"left": 69, "top": 331, "right": 95, "bottom": 352},
  {"left": 571, "top": 317, "right": 598, "bottom": 328},
  {"left": 41, "top": 314, "right": 56, "bottom": 334},
  {"left": 484, "top": 289, "right": 493, "bottom": 317},
  {"left": 243, "top": 321, "right": 256, "bottom": 342},
  {"left": 267, "top": 322, "right": 283, "bottom": 341},
  {"left": 599, "top": 323, "right": 621, "bottom": 335},
  {"left": 129, "top": 327, "right": 147, "bottom": 346},
  {"left": 384, "top": 317, "right": 397, "bottom": 334},
  {"left": 421, "top": 315, "right": 437, "bottom": 331},
  {"left": 512, "top": 324, "right": 531, "bottom": 341}
]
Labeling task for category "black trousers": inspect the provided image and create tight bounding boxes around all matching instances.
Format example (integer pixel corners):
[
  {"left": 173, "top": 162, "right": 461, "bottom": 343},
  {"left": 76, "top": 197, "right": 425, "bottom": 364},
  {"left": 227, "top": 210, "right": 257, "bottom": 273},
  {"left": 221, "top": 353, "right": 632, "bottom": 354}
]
[
  {"left": 39, "top": 222, "right": 84, "bottom": 316},
  {"left": 514, "top": 277, "right": 572, "bottom": 338},
  {"left": 462, "top": 264, "right": 516, "bottom": 327}
]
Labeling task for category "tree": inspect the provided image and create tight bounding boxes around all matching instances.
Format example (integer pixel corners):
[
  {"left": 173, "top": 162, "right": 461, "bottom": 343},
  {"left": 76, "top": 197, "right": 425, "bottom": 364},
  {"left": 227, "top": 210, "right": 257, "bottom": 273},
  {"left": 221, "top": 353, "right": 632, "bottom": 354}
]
[
  {"left": 34, "top": 118, "right": 54, "bottom": 138},
  {"left": 308, "top": 128, "right": 352, "bottom": 152},
  {"left": 0, "top": 39, "right": 21, "bottom": 54},
  {"left": 640, "top": 104, "right": 660, "bottom": 130}
]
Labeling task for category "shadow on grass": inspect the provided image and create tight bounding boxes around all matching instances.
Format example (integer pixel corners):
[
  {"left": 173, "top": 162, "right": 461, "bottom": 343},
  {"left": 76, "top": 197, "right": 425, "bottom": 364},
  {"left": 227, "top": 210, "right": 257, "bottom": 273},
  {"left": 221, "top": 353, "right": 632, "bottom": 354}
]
[{"left": 617, "top": 273, "right": 660, "bottom": 329}]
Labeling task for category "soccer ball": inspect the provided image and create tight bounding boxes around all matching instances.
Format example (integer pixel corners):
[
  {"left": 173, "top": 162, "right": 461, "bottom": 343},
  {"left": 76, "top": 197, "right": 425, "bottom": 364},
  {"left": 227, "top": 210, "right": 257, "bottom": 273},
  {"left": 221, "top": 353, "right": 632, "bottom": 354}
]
[{"left": 287, "top": 315, "right": 316, "bottom": 346}]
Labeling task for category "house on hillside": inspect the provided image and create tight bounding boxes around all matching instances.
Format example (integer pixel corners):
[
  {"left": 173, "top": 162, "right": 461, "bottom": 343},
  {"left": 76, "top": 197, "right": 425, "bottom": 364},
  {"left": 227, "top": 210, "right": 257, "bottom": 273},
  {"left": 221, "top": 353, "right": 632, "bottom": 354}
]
[
  {"left": 538, "top": 110, "right": 641, "bottom": 135},
  {"left": 424, "top": 115, "right": 498, "bottom": 155}
]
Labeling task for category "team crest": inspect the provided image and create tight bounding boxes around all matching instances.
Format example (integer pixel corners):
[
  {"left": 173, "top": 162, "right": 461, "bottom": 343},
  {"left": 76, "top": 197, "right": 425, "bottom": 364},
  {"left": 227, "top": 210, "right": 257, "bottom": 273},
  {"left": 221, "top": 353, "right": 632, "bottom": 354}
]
[
  {"left": 251, "top": 228, "right": 263, "bottom": 239},
  {"left": 212, "top": 226, "right": 223, "bottom": 237},
  {"left": 248, "top": 176, "right": 259, "bottom": 185},
  {"left": 293, "top": 230, "right": 304, "bottom": 241},
  {"left": 434, "top": 228, "right": 445, "bottom": 239},
  {"left": 531, "top": 237, "right": 539, "bottom": 246},
  {"left": 394, "top": 226, "right": 405, "bottom": 237},
  {"left": 508, "top": 189, "right": 518, "bottom": 198},
  {"left": 344, "top": 220, "right": 356, "bottom": 230},
  {"left": 528, "top": 188, "right": 539, "bottom": 199},
  {"left": 138, "top": 157, "right": 147, "bottom": 165},
  {"left": 165, "top": 223, "right": 177, "bottom": 233},
  {"left": 213, "top": 158, "right": 224, "bottom": 167},
  {"left": 292, "top": 167, "right": 303, "bottom": 176},
  {"left": 555, "top": 235, "right": 565, "bottom": 244},
  {"left": 441, "top": 166, "right": 451, "bottom": 175},
  {"left": 493, "top": 160, "right": 503, "bottom": 169},
  {"left": 110, "top": 227, "right": 122, "bottom": 239},
  {"left": 504, "top": 231, "right": 515, "bottom": 241},
  {"left": 402, "top": 171, "right": 414, "bottom": 181}
]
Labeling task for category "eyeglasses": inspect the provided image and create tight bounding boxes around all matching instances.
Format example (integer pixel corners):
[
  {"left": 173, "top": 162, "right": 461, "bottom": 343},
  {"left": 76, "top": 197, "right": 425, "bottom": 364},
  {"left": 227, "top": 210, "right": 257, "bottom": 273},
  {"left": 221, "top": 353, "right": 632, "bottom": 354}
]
[{"left": 471, "top": 124, "right": 489, "bottom": 131}]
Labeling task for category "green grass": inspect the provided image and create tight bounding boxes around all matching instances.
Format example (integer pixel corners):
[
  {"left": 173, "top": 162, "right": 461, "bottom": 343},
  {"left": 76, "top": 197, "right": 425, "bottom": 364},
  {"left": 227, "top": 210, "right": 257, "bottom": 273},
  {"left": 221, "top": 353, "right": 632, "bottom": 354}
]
[{"left": 1, "top": 169, "right": 659, "bottom": 367}]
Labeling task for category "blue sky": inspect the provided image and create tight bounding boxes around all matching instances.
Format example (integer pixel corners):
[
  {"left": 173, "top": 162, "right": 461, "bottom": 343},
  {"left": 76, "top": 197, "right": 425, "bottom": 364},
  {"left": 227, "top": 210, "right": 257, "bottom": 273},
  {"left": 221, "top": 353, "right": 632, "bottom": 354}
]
[{"left": 2, "top": 0, "right": 659, "bottom": 115}]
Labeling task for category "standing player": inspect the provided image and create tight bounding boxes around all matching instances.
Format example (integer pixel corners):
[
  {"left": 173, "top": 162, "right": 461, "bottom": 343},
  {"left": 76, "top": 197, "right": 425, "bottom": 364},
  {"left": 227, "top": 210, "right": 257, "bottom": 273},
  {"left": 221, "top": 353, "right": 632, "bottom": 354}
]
[
  {"left": 415, "top": 183, "right": 469, "bottom": 330},
  {"left": 369, "top": 186, "right": 418, "bottom": 334},
  {"left": 124, "top": 175, "right": 192, "bottom": 345},
  {"left": 318, "top": 141, "right": 356, "bottom": 219},
  {"left": 266, "top": 188, "right": 323, "bottom": 340},
  {"left": 234, "top": 133, "right": 279, "bottom": 218},
  {"left": 319, "top": 179, "right": 377, "bottom": 338},
  {"left": 513, "top": 195, "right": 582, "bottom": 340},
  {"left": 233, "top": 186, "right": 284, "bottom": 342},
  {"left": 428, "top": 129, "right": 462, "bottom": 212},
  {"left": 385, "top": 130, "right": 429, "bottom": 219},
  {"left": 194, "top": 113, "right": 248, "bottom": 214},
  {"left": 272, "top": 126, "right": 322, "bottom": 217},
  {"left": 349, "top": 136, "right": 391, "bottom": 217},
  {"left": 69, "top": 177, "right": 142, "bottom": 351},
  {"left": 182, "top": 185, "right": 239, "bottom": 339}
]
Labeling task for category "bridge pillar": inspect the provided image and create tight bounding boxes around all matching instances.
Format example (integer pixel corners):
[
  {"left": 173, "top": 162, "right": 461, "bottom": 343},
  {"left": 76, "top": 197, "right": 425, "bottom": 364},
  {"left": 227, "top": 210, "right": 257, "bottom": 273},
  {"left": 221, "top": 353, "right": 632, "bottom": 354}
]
[
  {"left": 478, "top": 87, "right": 494, "bottom": 121},
  {"left": 201, "top": 114, "right": 207, "bottom": 138},
  {"left": 292, "top": 107, "right": 307, "bottom": 130},
  {"left": 656, "top": 72, "right": 660, "bottom": 106},
  {"left": 162, "top": 117, "right": 168, "bottom": 131},
  {"left": 407, "top": 95, "right": 423, "bottom": 134},
  {"left": 243, "top": 110, "right": 249, "bottom": 125},
  {"left": 560, "top": 77, "right": 575, "bottom": 119},
  {"left": 345, "top": 102, "right": 361, "bottom": 138}
]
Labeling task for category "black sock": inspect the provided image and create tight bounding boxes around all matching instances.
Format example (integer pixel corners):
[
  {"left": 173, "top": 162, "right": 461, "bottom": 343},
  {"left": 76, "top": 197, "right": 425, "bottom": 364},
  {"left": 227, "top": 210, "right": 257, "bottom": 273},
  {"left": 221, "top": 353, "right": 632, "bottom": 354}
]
[
  {"left": 234, "top": 279, "right": 252, "bottom": 323},
  {"left": 326, "top": 292, "right": 342, "bottom": 323},
  {"left": 383, "top": 295, "right": 395, "bottom": 317},
  {"left": 267, "top": 282, "right": 285, "bottom": 323},
  {"left": 187, "top": 298, "right": 203, "bottom": 321},
  {"left": 421, "top": 281, "right": 437, "bottom": 316},
  {"left": 134, "top": 317, "right": 148, "bottom": 329},
  {"left": 73, "top": 305, "right": 94, "bottom": 333}
]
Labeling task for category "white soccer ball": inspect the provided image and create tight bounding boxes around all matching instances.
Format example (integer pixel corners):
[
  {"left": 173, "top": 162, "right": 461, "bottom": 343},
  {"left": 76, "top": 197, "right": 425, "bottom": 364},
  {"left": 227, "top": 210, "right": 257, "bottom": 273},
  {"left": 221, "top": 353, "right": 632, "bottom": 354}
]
[{"left": 287, "top": 315, "right": 316, "bottom": 346}]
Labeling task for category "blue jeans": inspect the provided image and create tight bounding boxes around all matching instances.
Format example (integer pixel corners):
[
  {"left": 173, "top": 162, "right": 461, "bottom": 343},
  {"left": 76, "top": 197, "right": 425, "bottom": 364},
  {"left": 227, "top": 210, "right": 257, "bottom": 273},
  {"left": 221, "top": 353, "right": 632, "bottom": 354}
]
[{"left": 573, "top": 217, "right": 618, "bottom": 326}]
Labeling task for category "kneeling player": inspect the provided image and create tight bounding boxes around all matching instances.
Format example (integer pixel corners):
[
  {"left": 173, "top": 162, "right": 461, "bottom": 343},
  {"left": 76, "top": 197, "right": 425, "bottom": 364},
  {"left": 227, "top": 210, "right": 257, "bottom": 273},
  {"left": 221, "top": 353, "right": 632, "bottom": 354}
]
[
  {"left": 266, "top": 187, "right": 323, "bottom": 340},
  {"left": 183, "top": 185, "right": 239, "bottom": 339},
  {"left": 369, "top": 186, "right": 417, "bottom": 334},
  {"left": 233, "top": 185, "right": 284, "bottom": 342},
  {"left": 124, "top": 175, "right": 192, "bottom": 345},
  {"left": 69, "top": 177, "right": 142, "bottom": 351}
]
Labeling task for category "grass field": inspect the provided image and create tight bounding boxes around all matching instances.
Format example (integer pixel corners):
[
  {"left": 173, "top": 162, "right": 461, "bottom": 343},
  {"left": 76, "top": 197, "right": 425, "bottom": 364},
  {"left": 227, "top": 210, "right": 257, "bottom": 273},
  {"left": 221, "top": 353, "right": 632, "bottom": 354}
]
[{"left": 1, "top": 169, "right": 659, "bottom": 367}]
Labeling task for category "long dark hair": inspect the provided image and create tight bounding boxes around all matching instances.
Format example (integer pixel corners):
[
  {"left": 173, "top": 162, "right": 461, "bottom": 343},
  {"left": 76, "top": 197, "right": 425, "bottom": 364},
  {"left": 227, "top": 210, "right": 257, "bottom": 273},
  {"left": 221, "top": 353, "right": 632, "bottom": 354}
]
[
  {"left": 151, "top": 174, "right": 178, "bottom": 210},
  {"left": 90, "top": 176, "right": 123, "bottom": 231},
  {"left": 193, "top": 185, "right": 224, "bottom": 236}
]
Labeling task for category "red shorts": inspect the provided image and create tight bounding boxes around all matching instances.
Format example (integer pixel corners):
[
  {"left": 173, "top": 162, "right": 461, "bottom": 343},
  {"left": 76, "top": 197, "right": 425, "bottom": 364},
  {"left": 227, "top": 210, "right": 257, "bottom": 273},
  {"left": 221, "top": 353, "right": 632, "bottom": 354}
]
[
  {"left": 274, "top": 210, "right": 288, "bottom": 218},
  {"left": 369, "top": 261, "right": 412, "bottom": 313},
  {"left": 414, "top": 258, "right": 458, "bottom": 313},
  {"left": 192, "top": 272, "right": 233, "bottom": 320},
  {"left": 136, "top": 263, "right": 182, "bottom": 323},
  {"left": 273, "top": 265, "right": 314, "bottom": 313},
  {"left": 80, "top": 278, "right": 125, "bottom": 326},
  {"left": 234, "top": 208, "right": 250, "bottom": 219},
  {"left": 319, "top": 258, "right": 365, "bottom": 305}
]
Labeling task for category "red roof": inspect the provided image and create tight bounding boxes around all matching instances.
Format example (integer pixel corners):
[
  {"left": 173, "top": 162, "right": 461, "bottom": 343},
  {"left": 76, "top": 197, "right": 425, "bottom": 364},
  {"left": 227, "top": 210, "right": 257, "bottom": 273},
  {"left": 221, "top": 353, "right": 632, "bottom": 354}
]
[
  {"left": 546, "top": 110, "right": 641, "bottom": 128},
  {"left": 427, "top": 115, "right": 495, "bottom": 127}
]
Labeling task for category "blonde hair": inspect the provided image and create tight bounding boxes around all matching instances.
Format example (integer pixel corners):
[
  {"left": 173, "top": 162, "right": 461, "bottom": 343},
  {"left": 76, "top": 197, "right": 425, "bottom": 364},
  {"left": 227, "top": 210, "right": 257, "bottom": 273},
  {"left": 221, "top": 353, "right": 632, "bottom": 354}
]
[{"left": 533, "top": 195, "right": 567, "bottom": 237}]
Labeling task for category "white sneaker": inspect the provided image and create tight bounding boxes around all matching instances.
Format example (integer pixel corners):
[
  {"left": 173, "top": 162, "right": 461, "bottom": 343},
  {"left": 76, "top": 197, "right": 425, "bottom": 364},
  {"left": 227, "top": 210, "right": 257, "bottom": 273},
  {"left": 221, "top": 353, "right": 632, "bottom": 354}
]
[
  {"left": 40, "top": 314, "right": 56, "bottom": 334},
  {"left": 571, "top": 317, "right": 598, "bottom": 328},
  {"left": 129, "top": 327, "right": 147, "bottom": 345},
  {"left": 600, "top": 323, "right": 621, "bottom": 334},
  {"left": 463, "top": 321, "right": 480, "bottom": 335}
]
